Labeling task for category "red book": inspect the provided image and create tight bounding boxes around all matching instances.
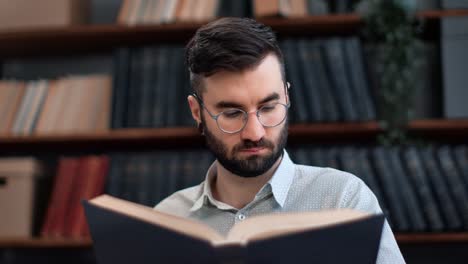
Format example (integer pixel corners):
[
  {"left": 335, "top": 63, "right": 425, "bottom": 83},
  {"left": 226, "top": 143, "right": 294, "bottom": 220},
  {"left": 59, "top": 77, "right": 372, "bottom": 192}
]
[
  {"left": 40, "top": 157, "right": 80, "bottom": 237},
  {"left": 81, "top": 156, "right": 110, "bottom": 237},
  {"left": 65, "top": 156, "right": 109, "bottom": 237}
]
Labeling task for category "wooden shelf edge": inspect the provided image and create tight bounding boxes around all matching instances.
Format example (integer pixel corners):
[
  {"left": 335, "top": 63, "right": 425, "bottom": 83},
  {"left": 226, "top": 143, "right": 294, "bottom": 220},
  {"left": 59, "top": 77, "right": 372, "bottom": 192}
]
[
  {"left": 0, "top": 238, "right": 92, "bottom": 248},
  {"left": 0, "top": 119, "right": 467, "bottom": 147},
  {"left": 396, "top": 233, "right": 468, "bottom": 243}
]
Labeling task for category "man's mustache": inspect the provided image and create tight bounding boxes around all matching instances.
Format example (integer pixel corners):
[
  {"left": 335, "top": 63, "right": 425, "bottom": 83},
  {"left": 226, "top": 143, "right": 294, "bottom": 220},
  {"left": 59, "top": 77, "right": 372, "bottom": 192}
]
[{"left": 233, "top": 138, "right": 275, "bottom": 152}]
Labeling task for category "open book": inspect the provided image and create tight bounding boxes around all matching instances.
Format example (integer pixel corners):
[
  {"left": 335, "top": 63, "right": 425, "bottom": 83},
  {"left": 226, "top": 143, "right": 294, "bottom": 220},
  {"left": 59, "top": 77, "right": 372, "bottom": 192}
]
[{"left": 84, "top": 195, "right": 384, "bottom": 264}]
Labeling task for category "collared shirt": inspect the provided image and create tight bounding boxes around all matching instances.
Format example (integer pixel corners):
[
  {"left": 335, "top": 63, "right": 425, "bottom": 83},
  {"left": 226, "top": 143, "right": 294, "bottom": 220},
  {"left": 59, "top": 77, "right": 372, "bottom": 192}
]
[{"left": 155, "top": 150, "right": 405, "bottom": 263}]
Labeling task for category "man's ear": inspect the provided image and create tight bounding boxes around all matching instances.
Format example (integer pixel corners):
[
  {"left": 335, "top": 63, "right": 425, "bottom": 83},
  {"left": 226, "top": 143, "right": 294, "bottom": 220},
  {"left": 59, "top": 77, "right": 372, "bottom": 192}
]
[
  {"left": 285, "top": 82, "right": 291, "bottom": 104},
  {"left": 187, "top": 95, "right": 201, "bottom": 124}
]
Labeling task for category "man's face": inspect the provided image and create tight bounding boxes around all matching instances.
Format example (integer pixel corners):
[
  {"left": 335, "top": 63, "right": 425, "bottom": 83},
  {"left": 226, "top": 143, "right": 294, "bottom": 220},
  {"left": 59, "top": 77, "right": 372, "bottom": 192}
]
[{"left": 190, "top": 54, "right": 289, "bottom": 177}]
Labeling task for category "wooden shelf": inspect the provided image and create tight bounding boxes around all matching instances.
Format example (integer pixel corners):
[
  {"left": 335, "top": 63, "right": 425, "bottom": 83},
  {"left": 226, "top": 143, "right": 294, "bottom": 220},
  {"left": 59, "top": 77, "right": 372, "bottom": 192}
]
[
  {"left": 0, "top": 119, "right": 466, "bottom": 154},
  {"left": 0, "top": 238, "right": 92, "bottom": 248},
  {"left": 1, "top": 233, "right": 467, "bottom": 248},
  {"left": 1, "top": 10, "right": 467, "bottom": 58},
  {"left": 396, "top": 233, "right": 468, "bottom": 244}
]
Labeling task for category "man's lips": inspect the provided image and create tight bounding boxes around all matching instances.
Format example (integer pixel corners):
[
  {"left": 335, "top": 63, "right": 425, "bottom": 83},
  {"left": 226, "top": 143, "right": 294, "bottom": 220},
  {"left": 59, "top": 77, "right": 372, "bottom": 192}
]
[{"left": 239, "top": 147, "right": 266, "bottom": 153}]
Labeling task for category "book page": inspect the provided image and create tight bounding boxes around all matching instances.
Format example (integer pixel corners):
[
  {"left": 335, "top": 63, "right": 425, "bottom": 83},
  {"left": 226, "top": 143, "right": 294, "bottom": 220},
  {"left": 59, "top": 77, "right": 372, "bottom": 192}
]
[
  {"left": 226, "top": 209, "right": 371, "bottom": 244},
  {"left": 89, "top": 195, "right": 225, "bottom": 243}
]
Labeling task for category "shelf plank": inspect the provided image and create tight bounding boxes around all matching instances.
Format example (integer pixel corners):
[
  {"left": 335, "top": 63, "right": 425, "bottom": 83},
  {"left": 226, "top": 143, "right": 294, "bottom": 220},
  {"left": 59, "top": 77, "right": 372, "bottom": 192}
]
[
  {"left": 396, "top": 233, "right": 468, "bottom": 244},
  {"left": 0, "top": 119, "right": 467, "bottom": 153},
  {"left": 0, "top": 238, "right": 92, "bottom": 248},
  {"left": 1, "top": 233, "right": 467, "bottom": 248},
  {"left": 1, "top": 10, "right": 468, "bottom": 57}
]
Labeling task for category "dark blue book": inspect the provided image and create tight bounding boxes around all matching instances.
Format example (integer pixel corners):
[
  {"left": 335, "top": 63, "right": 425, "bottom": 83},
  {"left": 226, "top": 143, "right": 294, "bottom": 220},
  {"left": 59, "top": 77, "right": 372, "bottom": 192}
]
[
  {"left": 371, "top": 147, "right": 410, "bottom": 231},
  {"left": 436, "top": 145, "right": 468, "bottom": 229},
  {"left": 355, "top": 148, "right": 392, "bottom": 227},
  {"left": 342, "top": 37, "right": 376, "bottom": 120},
  {"left": 128, "top": 48, "right": 144, "bottom": 128},
  {"left": 402, "top": 147, "right": 445, "bottom": 231},
  {"left": 281, "top": 39, "right": 310, "bottom": 123},
  {"left": 387, "top": 147, "right": 427, "bottom": 231},
  {"left": 420, "top": 146, "right": 462, "bottom": 230},
  {"left": 139, "top": 47, "right": 158, "bottom": 127},
  {"left": 105, "top": 154, "right": 125, "bottom": 198},
  {"left": 152, "top": 46, "right": 170, "bottom": 127},
  {"left": 166, "top": 47, "right": 184, "bottom": 126},
  {"left": 296, "top": 39, "right": 324, "bottom": 122},
  {"left": 453, "top": 145, "right": 468, "bottom": 192},
  {"left": 323, "top": 38, "right": 359, "bottom": 121},
  {"left": 112, "top": 48, "right": 131, "bottom": 129},
  {"left": 313, "top": 40, "right": 340, "bottom": 121}
]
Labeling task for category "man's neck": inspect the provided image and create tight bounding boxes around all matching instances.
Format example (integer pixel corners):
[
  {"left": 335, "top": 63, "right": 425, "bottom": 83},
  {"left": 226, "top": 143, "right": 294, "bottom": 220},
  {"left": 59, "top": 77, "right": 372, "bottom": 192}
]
[{"left": 211, "top": 155, "right": 283, "bottom": 210}]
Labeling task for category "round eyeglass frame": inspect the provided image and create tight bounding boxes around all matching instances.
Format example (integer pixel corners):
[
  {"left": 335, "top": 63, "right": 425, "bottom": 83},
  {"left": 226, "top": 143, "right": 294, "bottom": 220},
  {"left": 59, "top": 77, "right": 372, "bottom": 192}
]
[{"left": 192, "top": 83, "right": 290, "bottom": 134}]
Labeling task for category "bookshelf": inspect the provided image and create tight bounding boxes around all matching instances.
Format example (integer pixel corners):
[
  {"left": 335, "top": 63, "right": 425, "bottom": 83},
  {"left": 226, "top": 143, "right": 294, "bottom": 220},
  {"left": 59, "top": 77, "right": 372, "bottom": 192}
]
[
  {"left": 1, "top": 7, "right": 468, "bottom": 262},
  {"left": 1, "top": 10, "right": 468, "bottom": 58},
  {"left": 0, "top": 119, "right": 467, "bottom": 154}
]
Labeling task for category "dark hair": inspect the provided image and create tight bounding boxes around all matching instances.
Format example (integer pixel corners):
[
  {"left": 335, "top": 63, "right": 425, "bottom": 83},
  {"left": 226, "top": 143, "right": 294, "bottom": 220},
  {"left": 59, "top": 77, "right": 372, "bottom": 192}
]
[{"left": 186, "top": 17, "right": 285, "bottom": 94}]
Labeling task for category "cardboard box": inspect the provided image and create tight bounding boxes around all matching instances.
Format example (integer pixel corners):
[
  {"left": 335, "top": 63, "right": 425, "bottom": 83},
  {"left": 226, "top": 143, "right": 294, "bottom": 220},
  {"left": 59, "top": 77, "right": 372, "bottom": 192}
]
[
  {"left": 0, "top": 0, "right": 90, "bottom": 31},
  {"left": 0, "top": 158, "right": 45, "bottom": 238}
]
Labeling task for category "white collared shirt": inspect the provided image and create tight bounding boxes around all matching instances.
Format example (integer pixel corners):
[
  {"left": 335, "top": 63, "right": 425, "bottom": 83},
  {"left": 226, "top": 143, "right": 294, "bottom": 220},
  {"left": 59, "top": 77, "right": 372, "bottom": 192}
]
[{"left": 155, "top": 150, "right": 405, "bottom": 263}]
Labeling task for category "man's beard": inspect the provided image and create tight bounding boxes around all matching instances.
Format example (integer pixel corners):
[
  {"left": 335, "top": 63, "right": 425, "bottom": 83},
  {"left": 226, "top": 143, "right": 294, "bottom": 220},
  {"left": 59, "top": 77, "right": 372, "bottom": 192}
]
[{"left": 201, "top": 115, "right": 288, "bottom": 178}]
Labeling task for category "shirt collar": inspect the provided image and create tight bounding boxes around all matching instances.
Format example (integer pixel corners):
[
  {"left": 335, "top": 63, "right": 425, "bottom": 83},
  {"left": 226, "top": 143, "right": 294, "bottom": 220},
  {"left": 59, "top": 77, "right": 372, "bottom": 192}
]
[{"left": 190, "top": 149, "right": 296, "bottom": 212}]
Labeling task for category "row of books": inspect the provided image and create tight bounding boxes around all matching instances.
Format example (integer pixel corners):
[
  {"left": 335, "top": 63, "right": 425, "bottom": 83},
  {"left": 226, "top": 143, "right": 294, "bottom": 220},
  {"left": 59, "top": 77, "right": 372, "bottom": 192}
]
[
  {"left": 0, "top": 75, "right": 112, "bottom": 136},
  {"left": 106, "top": 150, "right": 213, "bottom": 206},
  {"left": 289, "top": 145, "right": 468, "bottom": 232},
  {"left": 103, "top": 144, "right": 468, "bottom": 232},
  {"left": 116, "top": 0, "right": 442, "bottom": 26},
  {"left": 40, "top": 156, "right": 109, "bottom": 238},
  {"left": 112, "top": 36, "right": 376, "bottom": 129},
  {"left": 117, "top": 0, "right": 249, "bottom": 25}
]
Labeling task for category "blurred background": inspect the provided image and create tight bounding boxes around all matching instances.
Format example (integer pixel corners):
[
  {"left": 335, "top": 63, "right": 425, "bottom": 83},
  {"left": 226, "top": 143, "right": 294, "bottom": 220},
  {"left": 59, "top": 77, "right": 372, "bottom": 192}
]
[{"left": 0, "top": 0, "right": 467, "bottom": 263}]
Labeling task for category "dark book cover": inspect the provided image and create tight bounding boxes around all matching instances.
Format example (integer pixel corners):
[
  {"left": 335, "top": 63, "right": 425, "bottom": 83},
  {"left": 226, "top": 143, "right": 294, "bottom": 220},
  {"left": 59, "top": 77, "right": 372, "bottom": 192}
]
[
  {"left": 127, "top": 47, "right": 144, "bottom": 128},
  {"left": 138, "top": 47, "right": 158, "bottom": 127},
  {"left": 371, "top": 147, "right": 410, "bottom": 231},
  {"left": 355, "top": 148, "right": 392, "bottom": 226},
  {"left": 436, "top": 145, "right": 468, "bottom": 229},
  {"left": 342, "top": 37, "right": 376, "bottom": 120},
  {"left": 313, "top": 40, "right": 340, "bottom": 121},
  {"left": 296, "top": 39, "right": 324, "bottom": 122},
  {"left": 420, "top": 146, "right": 462, "bottom": 230},
  {"left": 387, "top": 147, "right": 427, "bottom": 231},
  {"left": 84, "top": 197, "right": 384, "bottom": 264},
  {"left": 281, "top": 39, "right": 309, "bottom": 123},
  {"left": 402, "top": 147, "right": 445, "bottom": 231},
  {"left": 323, "top": 38, "right": 359, "bottom": 121}
]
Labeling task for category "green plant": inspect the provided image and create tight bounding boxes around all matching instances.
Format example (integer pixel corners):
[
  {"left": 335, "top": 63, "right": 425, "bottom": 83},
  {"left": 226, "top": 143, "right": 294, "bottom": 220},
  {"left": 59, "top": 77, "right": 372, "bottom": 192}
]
[{"left": 361, "top": 0, "right": 424, "bottom": 145}]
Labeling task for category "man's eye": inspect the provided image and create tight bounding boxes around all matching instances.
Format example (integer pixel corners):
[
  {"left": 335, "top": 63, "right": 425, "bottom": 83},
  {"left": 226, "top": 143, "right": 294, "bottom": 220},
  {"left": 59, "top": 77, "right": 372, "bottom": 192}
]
[
  {"left": 223, "top": 110, "right": 243, "bottom": 118},
  {"left": 260, "top": 105, "right": 276, "bottom": 112}
]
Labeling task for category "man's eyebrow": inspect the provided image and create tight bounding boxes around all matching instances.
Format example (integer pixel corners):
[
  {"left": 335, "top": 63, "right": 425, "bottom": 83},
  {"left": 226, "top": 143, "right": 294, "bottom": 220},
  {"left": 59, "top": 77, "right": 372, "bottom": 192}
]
[
  {"left": 215, "top": 92, "right": 280, "bottom": 109},
  {"left": 259, "top": 92, "right": 280, "bottom": 104}
]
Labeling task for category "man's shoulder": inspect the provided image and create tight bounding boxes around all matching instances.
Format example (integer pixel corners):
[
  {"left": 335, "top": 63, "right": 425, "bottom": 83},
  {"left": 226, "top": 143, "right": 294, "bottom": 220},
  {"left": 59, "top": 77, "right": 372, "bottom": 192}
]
[
  {"left": 294, "top": 164, "right": 364, "bottom": 187},
  {"left": 153, "top": 182, "right": 204, "bottom": 216},
  {"left": 291, "top": 164, "right": 375, "bottom": 209}
]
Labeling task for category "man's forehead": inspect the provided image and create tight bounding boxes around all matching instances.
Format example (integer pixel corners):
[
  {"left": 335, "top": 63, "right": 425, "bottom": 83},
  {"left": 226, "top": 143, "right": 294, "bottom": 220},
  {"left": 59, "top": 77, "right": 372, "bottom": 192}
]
[{"left": 201, "top": 54, "right": 284, "bottom": 105}]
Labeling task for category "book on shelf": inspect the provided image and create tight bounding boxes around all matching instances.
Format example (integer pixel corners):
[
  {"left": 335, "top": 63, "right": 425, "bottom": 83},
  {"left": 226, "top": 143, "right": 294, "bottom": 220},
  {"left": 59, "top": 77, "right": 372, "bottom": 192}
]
[
  {"left": 419, "top": 146, "right": 463, "bottom": 230},
  {"left": 84, "top": 194, "right": 385, "bottom": 264},
  {"left": 40, "top": 155, "right": 109, "bottom": 238},
  {"left": 0, "top": 0, "right": 90, "bottom": 31},
  {"left": 436, "top": 145, "right": 468, "bottom": 228}
]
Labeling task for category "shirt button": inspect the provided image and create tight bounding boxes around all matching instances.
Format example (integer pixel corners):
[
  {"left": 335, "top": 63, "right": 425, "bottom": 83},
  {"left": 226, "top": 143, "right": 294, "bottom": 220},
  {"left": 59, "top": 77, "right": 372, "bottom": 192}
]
[{"left": 238, "top": 214, "right": 246, "bottom": 221}]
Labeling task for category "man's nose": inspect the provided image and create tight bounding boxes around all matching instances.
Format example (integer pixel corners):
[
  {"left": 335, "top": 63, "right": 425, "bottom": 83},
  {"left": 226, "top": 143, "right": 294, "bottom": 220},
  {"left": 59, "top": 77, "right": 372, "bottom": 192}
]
[{"left": 240, "top": 112, "right": 265, "bottom": 142}]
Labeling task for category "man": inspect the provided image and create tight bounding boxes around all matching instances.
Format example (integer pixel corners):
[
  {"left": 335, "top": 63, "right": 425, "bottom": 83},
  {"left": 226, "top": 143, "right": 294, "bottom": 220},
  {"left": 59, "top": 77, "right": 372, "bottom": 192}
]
[{"left": 155, "top": 17, "right": 405, "bottom": 263}]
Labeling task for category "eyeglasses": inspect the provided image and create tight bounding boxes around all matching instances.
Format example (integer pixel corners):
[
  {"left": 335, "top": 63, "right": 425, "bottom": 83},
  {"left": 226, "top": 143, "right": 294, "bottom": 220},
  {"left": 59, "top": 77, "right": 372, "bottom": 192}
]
[{"left": 192, "top": 91, "right": 290, "bottom": 134}]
